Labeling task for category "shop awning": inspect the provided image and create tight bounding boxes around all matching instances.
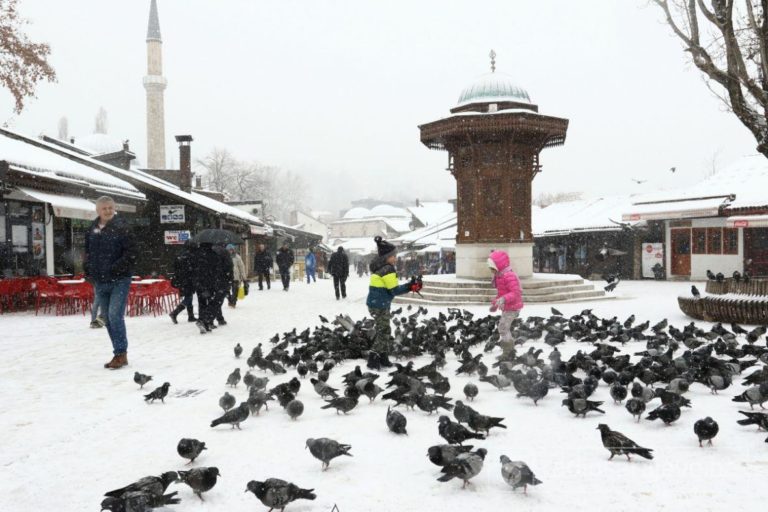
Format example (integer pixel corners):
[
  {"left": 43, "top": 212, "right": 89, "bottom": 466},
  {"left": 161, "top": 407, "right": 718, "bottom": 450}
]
[
  {"left": 621, "top": 197, "right": 728, "bottom": 221},
  {"left": 249, "top": 224, "right": 269, "bottom": 236},
  {"left": 16, "top": 187, "right": 96, "bottom": 220},
  {"left": 726, "top": 215, "right": 768, "bottom": 228}
]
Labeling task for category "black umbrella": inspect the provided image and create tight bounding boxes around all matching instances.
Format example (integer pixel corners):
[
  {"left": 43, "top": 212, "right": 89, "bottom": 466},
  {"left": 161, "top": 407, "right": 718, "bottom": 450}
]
[{"left": 193, "top": 228, "right": 243, "bottom": 245}]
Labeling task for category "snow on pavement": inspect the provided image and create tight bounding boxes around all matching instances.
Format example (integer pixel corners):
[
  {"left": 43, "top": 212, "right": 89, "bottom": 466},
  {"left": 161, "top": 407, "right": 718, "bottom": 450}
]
[{"left": 0, "top": 275, "right": 765, "bottom": 511}]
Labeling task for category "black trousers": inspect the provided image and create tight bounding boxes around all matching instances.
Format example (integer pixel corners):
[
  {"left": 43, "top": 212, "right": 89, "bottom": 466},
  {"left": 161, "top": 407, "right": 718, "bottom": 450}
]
[
  {"left": 279, "top": 269, "right": 291, "bottom": 290},
  {"left": 227, "top": 280, "right": 240, "bottom": 305},
  {"left": 197, "top": 291, "right": 215, "bottom": 326},
  {"left": 257, "top": 273, "right": 271, "bottom": 290},
  {"left": 333, "top": 275, "right": 347, "bottom": 299}
]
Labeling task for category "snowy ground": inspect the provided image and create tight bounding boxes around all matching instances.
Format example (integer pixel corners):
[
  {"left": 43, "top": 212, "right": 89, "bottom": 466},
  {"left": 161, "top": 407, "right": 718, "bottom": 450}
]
[{"left": 1, "top": 275, "right": 766, "bottom": 512}]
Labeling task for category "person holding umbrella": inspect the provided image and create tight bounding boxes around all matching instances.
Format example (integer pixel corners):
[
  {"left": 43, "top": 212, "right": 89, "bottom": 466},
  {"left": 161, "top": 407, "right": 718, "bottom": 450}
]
[
  {"left": 328, "top": 246, "right": 349, "bottom": 300},
  {"left": 192, "top": 229, "right": 236, "bottom": 333}
]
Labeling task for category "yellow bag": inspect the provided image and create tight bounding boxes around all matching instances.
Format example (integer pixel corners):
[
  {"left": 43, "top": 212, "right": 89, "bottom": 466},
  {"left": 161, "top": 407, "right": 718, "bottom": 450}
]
[{"left": 237, "top": 283, "right": 246, "bottom": 300}]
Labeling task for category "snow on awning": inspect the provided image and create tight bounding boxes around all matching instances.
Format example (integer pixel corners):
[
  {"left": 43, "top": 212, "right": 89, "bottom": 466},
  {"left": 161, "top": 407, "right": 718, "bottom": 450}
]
[
  {"left": 621, "top": 197, "right": 728, "bottom": 221},
  {"left": 726, "top": 215, "right": 768, "bottom": 228},
  {"left": 249, "top": 224, "right": 269, "bottom": 236},
  {"left": 15, "top": 187, "right": 96, "bottom": 220}
]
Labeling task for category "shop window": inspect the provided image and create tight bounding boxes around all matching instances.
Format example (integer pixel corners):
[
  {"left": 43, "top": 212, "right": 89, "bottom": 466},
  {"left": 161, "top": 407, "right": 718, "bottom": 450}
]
[
  {"left": 692, "top": 228, "right": 707, "bottom": 254},
  {"left": 723, "top": 228, "right": 738, "bottom": 255},
  {"left": 574, "top": 243, "right": 588, "bottom": 265},
  {"left": 706, "top": 227, "right": 722, "bottom": 254}
]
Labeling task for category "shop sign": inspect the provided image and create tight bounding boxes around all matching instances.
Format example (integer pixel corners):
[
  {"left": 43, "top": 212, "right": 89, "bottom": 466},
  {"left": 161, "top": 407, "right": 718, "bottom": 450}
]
[
  {"left": 160, "top": 205, "right": 185, "bottom": 223},
  {"left": 164, "top": 230, "right": 191, "bottom": 245}
]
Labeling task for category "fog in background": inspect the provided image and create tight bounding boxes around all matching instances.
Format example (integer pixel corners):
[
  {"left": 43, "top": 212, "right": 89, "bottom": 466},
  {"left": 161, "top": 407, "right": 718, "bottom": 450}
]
[{"left": 3, "top": 0, "right": 757, "bottom": 215}]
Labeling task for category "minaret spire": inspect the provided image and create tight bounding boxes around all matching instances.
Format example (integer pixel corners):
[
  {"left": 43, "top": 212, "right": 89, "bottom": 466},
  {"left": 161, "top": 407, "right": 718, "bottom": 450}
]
[
  {"left": 144, "top": 0, "right": 167, "bottom": 169},
  {"left": 489, "top": 49, "right": 496, "bottom": 73}
]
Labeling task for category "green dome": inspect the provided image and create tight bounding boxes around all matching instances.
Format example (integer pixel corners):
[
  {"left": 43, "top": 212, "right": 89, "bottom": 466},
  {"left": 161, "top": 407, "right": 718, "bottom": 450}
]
[{"left": 456, "top": 72, "right": 531, "bottom": 107}]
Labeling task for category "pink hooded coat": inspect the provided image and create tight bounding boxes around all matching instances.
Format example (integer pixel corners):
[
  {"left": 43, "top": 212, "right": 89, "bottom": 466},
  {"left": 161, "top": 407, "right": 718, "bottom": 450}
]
[{"left": 489, "top": 250, "right": 523, "bottom": 312}]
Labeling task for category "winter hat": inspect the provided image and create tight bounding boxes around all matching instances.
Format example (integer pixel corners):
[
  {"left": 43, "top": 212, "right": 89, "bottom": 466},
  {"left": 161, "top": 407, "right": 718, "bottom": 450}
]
[
  {"left": 226, "top": 244, "right": 236, "bottom": 251},
  {"left": 374, "top": 236, "right": 396, "bottom": 258},
  {"left": 337, "top": 246, "right": 344, "bottom": 253},
  {"left": 487, "top": 258, "right": 498, "bottom": 271}
]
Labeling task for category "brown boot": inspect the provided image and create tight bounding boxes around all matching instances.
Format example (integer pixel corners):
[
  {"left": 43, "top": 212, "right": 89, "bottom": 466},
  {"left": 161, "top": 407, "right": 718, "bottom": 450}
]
[{"left": 106, "top": 353, "right": 128, "bottom": 369}]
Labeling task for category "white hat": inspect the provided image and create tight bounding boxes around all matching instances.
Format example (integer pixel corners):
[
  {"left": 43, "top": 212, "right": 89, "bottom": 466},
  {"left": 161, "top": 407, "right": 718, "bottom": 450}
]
[{"left": 487, "top": 258, "right": 498, "bottom": 271}]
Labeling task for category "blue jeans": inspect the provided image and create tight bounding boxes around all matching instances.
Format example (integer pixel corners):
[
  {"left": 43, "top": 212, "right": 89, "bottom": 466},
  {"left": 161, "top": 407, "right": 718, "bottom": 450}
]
[
  {"left": 94, "top": 277, "right": 131, "bottom": 355},
  {"left": 90, "top": 291, "right": 102, "bottom": 322},
  {"left": 306, "top": 268, "right": 316, "bottom": 283}
]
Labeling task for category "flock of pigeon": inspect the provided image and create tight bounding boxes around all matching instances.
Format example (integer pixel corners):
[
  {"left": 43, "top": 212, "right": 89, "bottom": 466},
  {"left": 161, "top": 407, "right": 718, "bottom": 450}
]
[{"left": 103, "top": 303, "right": 768, "bottom": 510}]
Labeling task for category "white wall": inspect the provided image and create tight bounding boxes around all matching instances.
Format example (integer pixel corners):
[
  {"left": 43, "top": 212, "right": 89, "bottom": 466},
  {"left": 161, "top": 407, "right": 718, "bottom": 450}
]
[
  {"left": 330, "top": 219, "right": 389, "bottom": 238},
  {"left": 292, "top": 211, "right": 328, "bottom": 242},
  {"left": 664, "top": 217, "right": 743, "bottom": 280}
]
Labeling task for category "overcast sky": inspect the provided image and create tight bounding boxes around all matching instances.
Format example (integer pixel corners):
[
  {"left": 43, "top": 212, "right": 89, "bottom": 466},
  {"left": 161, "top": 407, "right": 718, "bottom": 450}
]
[{"left": 4, "top": 0, "right": 758, "bottom": 213}]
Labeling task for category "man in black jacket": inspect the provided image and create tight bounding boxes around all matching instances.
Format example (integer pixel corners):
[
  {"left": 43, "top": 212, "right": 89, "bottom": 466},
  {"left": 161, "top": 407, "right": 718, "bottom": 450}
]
[
  {"left": 275, "top": 244, "right": 294, "bottom": 291},
  {"left": 194, "top": 242, "right": 233, "bottom": 333},
  {"left": 328, "top": 246, "right": 349, "bottom": 300},
  {"left": 253, "top": 243, "right": 273, "bottom": 290},
  {"left": 84, "top": 196, "right": 137, "bottom": 369},
  {"left": 169, "top": 240, "right": 198, "bottom": 323}
]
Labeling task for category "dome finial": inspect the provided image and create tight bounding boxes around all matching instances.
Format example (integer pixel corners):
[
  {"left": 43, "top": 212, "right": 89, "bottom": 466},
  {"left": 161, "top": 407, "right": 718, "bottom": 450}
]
[{"left": 489, "top": 49, "right": 496, "bottom": 73}]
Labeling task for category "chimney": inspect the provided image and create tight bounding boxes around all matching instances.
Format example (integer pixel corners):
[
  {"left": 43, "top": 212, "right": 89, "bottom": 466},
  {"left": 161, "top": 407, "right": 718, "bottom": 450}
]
[
  {"left": 416, "top": 198, "right": 421, "bottom": 207},
  {"left": 195, "top": 175, "right": 202, "bottom": 189},
  {"left": 175, "top": 135, "right": 193, "bottom": 192}
]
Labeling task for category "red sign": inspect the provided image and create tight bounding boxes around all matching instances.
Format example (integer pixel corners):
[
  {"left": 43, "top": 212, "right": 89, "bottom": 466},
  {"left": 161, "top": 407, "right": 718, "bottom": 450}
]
[
  {"left": 733, "top": 220, "right": 749, "bottom": 228},
  {"left": 645, "top": 244, "right": 654, "bottom": 253},
  {"left": 629, "top": 214, "right": 640, "bottom": 221}
]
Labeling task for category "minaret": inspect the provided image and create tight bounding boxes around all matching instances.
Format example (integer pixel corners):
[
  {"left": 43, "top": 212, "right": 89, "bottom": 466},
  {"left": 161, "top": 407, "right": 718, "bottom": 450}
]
[{"left": 143, "top": 0, "right": 166, "bottom": 169}]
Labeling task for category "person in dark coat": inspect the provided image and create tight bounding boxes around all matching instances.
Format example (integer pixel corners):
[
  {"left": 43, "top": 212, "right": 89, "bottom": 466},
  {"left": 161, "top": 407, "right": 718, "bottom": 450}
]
[
  {"left": 169, "top": 240, "right": 198, "bottom": 323},
  {"left": 275, "top": 244, "right": 295, "bottom": 291},
  {"left": 84, "top": 196, "right": 137, "bottom": 369},
  {"left": 328, "top": 246, "right": 349, "bottom": 300},
  {"left": 194, "top": 242, "right": 233, "bottom": 334},
  {"left": 253, "top": 244, "right": 273, "bottom": 290}
]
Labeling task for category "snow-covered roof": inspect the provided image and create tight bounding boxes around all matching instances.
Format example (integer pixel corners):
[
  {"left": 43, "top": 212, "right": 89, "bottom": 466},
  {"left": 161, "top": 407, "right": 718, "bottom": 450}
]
[
  {"left": 533, "top": 196, "right": 636, "bottom": 236},
  {"left": 456, "top": 72, "right": 531, "bottom": 107},
  {"left": 396, "top": 212, "right": 457, "bottom": 245},
  {"left": 407, "top": 202, "right": 454, "bottom": 226},
  {"left": 370, "top": 204, "right": 410, "bottom": 218},
  {"left": 74, "top": 133, "right": 125, "bottom": 155},
  {"left": 342, "top": 207, "right": 370, "bottom": 220},
  {"left": 0, "top": 127, "right": 269, "bottom": 228},
  {"left": 329, "top": 237, "right": 377, "bottom": 255},
  {"left": 622, "top": 197, "right": 728, "bottom": 221},
  {"left": 0, "top": 129, "right": 144, "bottom": 200}
]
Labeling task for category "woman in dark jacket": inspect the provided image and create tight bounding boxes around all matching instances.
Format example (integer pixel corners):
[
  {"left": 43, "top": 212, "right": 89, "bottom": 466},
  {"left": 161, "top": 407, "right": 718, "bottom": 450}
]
[{"left": 169, "top": 240, "right": 198, "bottom": 323}]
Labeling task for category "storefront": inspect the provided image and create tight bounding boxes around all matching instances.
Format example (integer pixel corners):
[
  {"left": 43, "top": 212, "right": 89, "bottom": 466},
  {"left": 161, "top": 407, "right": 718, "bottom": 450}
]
[{"left": 0, "top": 197, "right": 47, "bottom": 277}]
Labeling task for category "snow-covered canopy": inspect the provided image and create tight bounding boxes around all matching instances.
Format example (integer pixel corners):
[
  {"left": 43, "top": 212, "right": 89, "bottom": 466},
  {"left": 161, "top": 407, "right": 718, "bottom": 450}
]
[
  {"left": 534, "top": 196, "right": 637, "bottom": 236},
  {"left": 342, "top": 207, "right": 370, "bottom": 220},
  {"left": 407, "top": 202, "right": 454, "bottom": 226},
  {"left": 456, "top": 72, "right": 531, "bottom": 107},
  {"left": 0, "top": 129, "right": 143, "bottom": 200},
  {"left": 370, "top": 204, "right": 410, "bottom": 218},
  {"left": 396, "top": 212, "right": 457, "bottom": 246},
  {"left": 74, "top": 133, "right": 125, "bottom": 155}
]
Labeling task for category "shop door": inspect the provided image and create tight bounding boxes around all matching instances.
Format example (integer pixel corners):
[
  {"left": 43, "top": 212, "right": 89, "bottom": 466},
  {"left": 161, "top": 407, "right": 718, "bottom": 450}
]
[
  {"left": 670, "top": 228, "right": 691, "bottom": 276},
  {"left": 744, "top": 228, "right": 768, "bottom": 276}
]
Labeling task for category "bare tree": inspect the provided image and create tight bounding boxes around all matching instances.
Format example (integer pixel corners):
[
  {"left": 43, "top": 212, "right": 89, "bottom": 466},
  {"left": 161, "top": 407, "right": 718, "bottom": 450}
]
[
  {"left": 703, "top": 147, "right": 723, "bottom": 177},
  {"left": 652, "top": 1, "right": 768, "bottom": 156},
  {"left": 57, "top": 116, "right": 68, "bottom": 141},
  {"left": 94, "top": 106, "right": 108, "bottom": 134},
  {"left": 195, "top": 147, "right": 237, "bottom": 194},
  {"left": 533, "top": 191, "right": 583, "bottom": 208},
  {"left": 0, "top": 0, "right": 56, "bottom": 113}
]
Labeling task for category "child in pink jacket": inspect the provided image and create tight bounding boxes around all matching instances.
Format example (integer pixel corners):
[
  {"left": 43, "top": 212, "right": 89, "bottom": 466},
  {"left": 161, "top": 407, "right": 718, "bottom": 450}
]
[{"left": 487, "top": 250, "right": 523, "bottom": 350}]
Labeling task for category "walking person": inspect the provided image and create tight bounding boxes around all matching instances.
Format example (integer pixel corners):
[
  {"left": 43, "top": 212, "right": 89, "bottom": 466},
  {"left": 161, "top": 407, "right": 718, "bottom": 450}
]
[
  {"left": 194, "top": 242, "right": 232, "bottom": 333},
  {"left": 84, "top": 196, "right": 137, "bottom": 369},
  {"left": 328, "top": 246, "right": 349, "bottom": 300},
  {"left": 226, "top": 244, "right": 246, "bottom": 308},
  {"left": 169, "top": 240, "right": 198, "bottom": 323},
  {"left": 276, "top": 244, "right": 294, "bottom": 291},
  {"left": 304, "top": 248, "right": 317, "bottom": 284},
  {"left": 253, "top": 243, "right": 273, "bottom": 290},
  {"left": 488, "top": 250, "right": 524, "bottom": 355},
  {"left": 213, "top": 243, "right": 233, "bottom": 324},
  {"left": 366, "top": 236, "right": 421, "bottom": 370},
  {"left": 89, "top": 292, "right": 105, "bottom": 328}
]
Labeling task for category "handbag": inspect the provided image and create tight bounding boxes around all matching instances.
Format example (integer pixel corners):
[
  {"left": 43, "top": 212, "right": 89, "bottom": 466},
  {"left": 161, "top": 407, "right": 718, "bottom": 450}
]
[{"left": 237, "top": 283, "right": 246, "bottom": 300}]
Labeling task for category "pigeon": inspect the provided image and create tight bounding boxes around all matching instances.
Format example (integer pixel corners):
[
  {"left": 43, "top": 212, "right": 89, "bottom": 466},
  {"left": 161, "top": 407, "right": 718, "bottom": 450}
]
[
  {"left": 625, "top": 398, "right": 646, "bottom": 422},
  {"left": 286, "top": 399, "right": 304, "bottom": 420},
  {"left": 247, "top": 390, "right": 273, "bottom": 415},
  {"left": 234, "top": 343, "right": 243, "bottom": 358},
  {"left": 226, "top": 368, "right": 241, "bottom": 388},
  {"left": 716, "top": 272, "right": 724, "bottom": 282},
  {"left": 463, "top": 383, "right": 479, "bottom": 401},
  {"left": 386, "top": 406, "right": 408, "bottom": 435},
  {"left": 210, "top": 402, "right": 249, "bottom": 429},
  {"left": 706, "top": 269, "right": 716, "bottom": 280},
  {"left": 468, "top": 411, "right": 507, "bottom": 435},
  {"left": 245, "top": 479, "right": 316, "bottom": 510},
  {"left": 133, "top": 372, "right": 152, "bottom": 389},
  {"left": 517, "top": 380, "right": 549, "bottom": 405},
  {"left": 436, "top": 448, "right": 487, "bottom": 488},
  {"left": 297, "top": 363, "right": 308, "bottom": 378},
  {"left": 551, "top": 307, "right": 563, "bottom": 316},
  {"left": 732, "top": 385, "right": 768, "bottom": 409},
  {"left": 427, "top": 444, "right": 474, "bottom": 467},
  {"left": 104, "top": 472, "right": 179, "bottom": 500},
  {"left": 319, "top": 314, "right": 329, "bottom": 323},
  {"left": 144, "top": 382, "right": 170, "bottom": 404},
  {"left": 480, "top": 374, "right": 511, "bottom": 390},
  {"left": 321, "top": 396, "right": 358, "bottom": 415},
  {"left": 736, "top": 411, "right": 768, "bottom": 430},
  {"left": 305, "top": 437, "right": 352, "bottom": 470},
  {"left": 694, "top": 417, "right": 719, "bottom": 447},
  {"left": 177, "top": 438, "right": 206, "bottom": 465},
  {"left": 691, "top": 285, "right": 700, "bottom": 298},
  {"left": 311, "top": 377, "right": 338, "bottom": 399},
  {"left": 562, "top": 398, "right": 605, "bottom": 417},
  {"left": 499, "top": 455, "right": 542, "bottom": 494},
  {"left": 596, "top": 424, "right": 653, "bottom": 461},
  {"left": 100, "top": 491, "right": 180, "bottom": 512},
  {"left": 646, "top": 403, "right": 681, "bottom": 425},
  {"left": 218, "top": 392, "right": 236, "bottom": 412},
  {"left": 610, "top": 383, "right": 628, "bottom": 404},
  {"left": 178, "top": 467, "right": 220, "bottom": 501},
  {"left": 243, "top": 371, "right": 256, "bottom": 389},
  {"left": 438, "top": 415, "right": 485, "bottom": 445}
]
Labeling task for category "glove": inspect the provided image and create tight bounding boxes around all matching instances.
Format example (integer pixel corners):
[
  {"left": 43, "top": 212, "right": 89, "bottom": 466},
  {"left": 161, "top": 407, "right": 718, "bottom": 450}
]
[
  {"left": 490, "top": 296, "right": 505, "bottom": 312},
  {"left": 409, "top": 276, "right": 423, "bottom": 293}
]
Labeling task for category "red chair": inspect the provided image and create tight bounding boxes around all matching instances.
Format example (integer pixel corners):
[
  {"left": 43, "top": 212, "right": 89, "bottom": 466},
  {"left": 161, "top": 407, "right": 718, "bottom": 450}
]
[{"left": 33, "top": 278, "right": 63, "bottom": 315}]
